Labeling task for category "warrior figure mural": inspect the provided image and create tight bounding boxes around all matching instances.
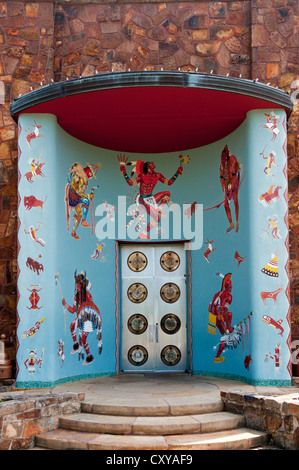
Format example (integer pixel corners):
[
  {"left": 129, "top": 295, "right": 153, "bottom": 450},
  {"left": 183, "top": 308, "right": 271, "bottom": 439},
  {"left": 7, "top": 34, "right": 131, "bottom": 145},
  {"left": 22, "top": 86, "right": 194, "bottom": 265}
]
[
  {"left": 219, "top": 145, "right": 241, "bottom": 234},
  {"left": 118, "top": 154, "right": 189, "bottom": 238},
  {"left": 208, "top": 273, "right": 234, "bottom": 362},
  {"left": 62, "top": 271, "right": 102, "bottom": 366},
  {"left": 208, "top": 273, "right": 252, "bottom": 363},
  {"left": 65, "top": 162, "right": 101, "bottom": 240}
]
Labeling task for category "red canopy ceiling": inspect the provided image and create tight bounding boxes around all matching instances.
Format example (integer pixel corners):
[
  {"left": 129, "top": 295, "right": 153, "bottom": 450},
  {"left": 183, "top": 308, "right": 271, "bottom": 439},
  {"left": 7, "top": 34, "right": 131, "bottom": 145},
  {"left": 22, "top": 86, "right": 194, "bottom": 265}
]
[{"left": 11, "top": 73, "right": 292, "bottom": 154}]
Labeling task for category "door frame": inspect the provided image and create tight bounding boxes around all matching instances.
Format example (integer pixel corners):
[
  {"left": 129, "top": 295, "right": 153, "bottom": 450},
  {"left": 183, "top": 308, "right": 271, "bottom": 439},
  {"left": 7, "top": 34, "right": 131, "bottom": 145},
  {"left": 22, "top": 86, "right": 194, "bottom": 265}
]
[{"left": 115, "top": 240, "right": 193, "bottom": 374}]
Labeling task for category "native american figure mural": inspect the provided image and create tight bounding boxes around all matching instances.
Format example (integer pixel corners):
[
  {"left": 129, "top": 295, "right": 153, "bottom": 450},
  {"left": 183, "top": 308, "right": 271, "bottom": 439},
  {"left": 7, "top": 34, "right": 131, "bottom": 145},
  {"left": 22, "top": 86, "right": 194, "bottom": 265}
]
[
  {"left": 25, "top": 156, "right": 46, "bottom": 183},
  {"left": 25, "top": 120, "right": 44, "bottom": 148},
  {"left": 219, "top": 145, "right": 242, "bottom": 234},
  {"left": 203, "top": 239, "right": 217, "bottom": 263},
  {"left": 259, "top": 146, "right": 278, "bottom": 176},
  {"left": 265, "top": 344, "right": 282, "bottom": 372},
  {"left": 65, "top": 162, "right": 101, "bottom": 240},
  {"left": 118, "top": 153, "right": 189, "bottom": 239},
  {"left": 61, "top": 271, "right": 102, "bottom": 366},
  {"left": 24, "top": 348, "right": 45, "bottom": 374},
  {"left": 24, "top": 224, "right": 46, "bottom": 247},
  {"left": 22, "top": 318, "right": 45, "bottom": 339},
  {"left": 208, "top": 273, "right": 252, "bottom": 363},
  {"left": 259, "top": 112, "right": 280, "bottom": 141}
]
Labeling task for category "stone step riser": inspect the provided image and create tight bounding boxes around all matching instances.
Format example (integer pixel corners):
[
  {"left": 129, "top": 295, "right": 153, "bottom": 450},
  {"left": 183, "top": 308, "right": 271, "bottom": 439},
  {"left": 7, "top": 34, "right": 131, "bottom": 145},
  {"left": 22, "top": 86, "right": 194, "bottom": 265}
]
[
  {"left": 35, "top": 428, "right": 269, "bottom": 451},
  {"left": 59, "top": 411, "right": 246, "bottom": 436},
  {"left": 81, "top": 399, "right": 224, "bottom": 417}
]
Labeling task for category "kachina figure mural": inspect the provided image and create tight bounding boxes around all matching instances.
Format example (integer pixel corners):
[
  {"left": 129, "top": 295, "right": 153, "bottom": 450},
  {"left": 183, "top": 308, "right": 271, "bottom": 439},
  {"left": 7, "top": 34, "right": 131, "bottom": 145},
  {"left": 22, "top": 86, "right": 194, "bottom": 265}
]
[
  {"left": 24, "top": 348, "right": 45, "bottom": 374},
  {"left": 118, "top": 153, "right": 189, "bottom": 239},
  {"left": 265, "top": 344, "right": 282, "bottom": 372},
  {"left": 61, "top": 271, "right": 102, "bottom": 366},
  {"left": 65, "top": 162, "right": 101, "bottom": 240},
  {"left": 208, "top": 273, "right": 253, "bottom": 363},
  {"left": 219, "top": 145, "right": 242, "bottom": 234},
  {"left": 26, "top": 284, "right": 43, "bottom": 310}
]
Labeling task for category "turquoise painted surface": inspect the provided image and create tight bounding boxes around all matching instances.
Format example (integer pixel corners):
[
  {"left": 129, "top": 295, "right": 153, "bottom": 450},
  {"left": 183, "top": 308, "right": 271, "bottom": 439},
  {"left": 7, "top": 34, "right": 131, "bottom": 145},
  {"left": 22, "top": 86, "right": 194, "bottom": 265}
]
[{"left": 16, "top": 109, "right": 291, "bottom": 387}]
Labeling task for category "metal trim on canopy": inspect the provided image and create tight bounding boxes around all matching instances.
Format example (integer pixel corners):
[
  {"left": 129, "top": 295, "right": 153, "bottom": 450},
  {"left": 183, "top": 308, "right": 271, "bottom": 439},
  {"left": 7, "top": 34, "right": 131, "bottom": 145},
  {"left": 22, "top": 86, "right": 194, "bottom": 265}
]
[{"left": 10, "top": 71, "right": 293, "bottom": 119}]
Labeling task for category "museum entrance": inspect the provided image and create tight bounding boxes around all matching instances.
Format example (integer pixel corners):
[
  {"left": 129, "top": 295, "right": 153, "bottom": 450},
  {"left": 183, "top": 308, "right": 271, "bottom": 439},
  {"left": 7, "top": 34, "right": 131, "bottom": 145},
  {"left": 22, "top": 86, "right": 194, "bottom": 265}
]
[{"left": 120, "top": 244, "right": 188, "bottom": 372}]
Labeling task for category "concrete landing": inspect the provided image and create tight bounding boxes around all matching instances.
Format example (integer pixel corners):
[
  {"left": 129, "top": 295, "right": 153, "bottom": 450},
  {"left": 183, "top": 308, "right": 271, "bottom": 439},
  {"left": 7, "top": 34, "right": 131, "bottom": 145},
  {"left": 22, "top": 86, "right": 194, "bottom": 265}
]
[{"left": 8, "top": 372, "right": 298, "bottom": 405}]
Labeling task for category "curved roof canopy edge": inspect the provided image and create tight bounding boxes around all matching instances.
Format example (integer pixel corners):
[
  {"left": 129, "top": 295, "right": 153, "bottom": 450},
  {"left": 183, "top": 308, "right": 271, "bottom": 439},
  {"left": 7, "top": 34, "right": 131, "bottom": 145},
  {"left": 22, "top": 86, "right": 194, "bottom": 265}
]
[{"left": 10, "top": 71, "right": 293, "bottom": 154}]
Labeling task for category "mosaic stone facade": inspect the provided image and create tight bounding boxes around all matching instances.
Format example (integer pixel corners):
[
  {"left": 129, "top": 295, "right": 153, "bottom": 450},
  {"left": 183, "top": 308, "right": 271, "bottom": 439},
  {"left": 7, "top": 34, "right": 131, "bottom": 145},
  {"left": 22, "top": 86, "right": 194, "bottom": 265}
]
[{"left": 0, "top": 0, "right": 298, "bottom": 372}]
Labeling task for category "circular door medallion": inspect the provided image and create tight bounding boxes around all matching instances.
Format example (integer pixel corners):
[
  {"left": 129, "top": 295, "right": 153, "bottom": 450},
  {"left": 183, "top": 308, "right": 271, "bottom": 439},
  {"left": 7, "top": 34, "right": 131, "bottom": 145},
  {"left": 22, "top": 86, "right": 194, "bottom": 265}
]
[
  {"left": 127, "top": 283, "right": 148, "bottom": 303},
  {"left": 128, "top": 314, "right": 148, "bottom": 335},
  {"left": 128, "top": 345, "right": 148, "bottom": 366},
  {"left": 127, "top": 251, "right": 147, "bottom": 272},
  {"left": 160, "top": 251, "right": 180, "bottom": 272},
  {"left": 161, "top": 345, "right": 181, "bottom": 366},
  {"left": 160, "top": 283, "right": 180, "bottom": 303},
  {"left": 161, "top": 314, "right": 181, "bottom": 335}
]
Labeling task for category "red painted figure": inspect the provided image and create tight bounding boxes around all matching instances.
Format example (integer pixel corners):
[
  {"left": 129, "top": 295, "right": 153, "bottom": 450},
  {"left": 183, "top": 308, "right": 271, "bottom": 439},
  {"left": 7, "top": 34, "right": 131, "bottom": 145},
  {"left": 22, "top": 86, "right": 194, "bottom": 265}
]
[
  {"left": 208, "top": 273, "right": 234, "bottom": 363},
  {"left": 62, "top": 272, "right": 94, "bottom": 365},
  {"left": 26, "top": 285, "right": 43, "bottom": 310},
  {"left": 219, "top": 145, "right": 241, "bottom": 234},
  {"left": 118, "top": 155, "right": 184, "bottom": 237}
]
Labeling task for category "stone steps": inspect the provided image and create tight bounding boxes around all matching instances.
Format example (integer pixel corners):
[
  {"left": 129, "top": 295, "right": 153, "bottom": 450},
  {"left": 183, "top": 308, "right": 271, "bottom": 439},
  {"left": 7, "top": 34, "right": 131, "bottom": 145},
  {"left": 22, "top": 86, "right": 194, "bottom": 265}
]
[
  {"left": 59, "top": 410, "right": 246, "bottom": 435},
  {"left": 35, "top": 427, "right": 269, "bottom": 451},
  {"left": 81, "top": 395, "right": 224, "bottom": 416},
  {"left": 33, "top": 395, "right": 269, "bottom": 450}
]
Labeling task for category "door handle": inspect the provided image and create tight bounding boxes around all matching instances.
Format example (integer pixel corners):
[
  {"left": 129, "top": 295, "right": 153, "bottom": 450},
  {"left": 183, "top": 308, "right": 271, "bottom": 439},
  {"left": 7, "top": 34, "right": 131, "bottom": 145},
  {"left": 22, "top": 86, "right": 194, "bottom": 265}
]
[
  {"left": 149, "top": 325, "right": 155, "bottom": 342},
  {"left": 149, "top": 324, "right": 159, "bottom": 342},
  {"left": 155, "top": 323, "right": 159, "bottom": 343}
]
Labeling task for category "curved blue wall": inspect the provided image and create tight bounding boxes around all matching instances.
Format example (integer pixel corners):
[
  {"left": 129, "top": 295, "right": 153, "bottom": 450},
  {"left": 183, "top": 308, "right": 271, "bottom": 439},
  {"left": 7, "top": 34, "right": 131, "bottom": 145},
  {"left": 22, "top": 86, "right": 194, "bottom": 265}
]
[{"left": 16, "top": 108, "right": 291, "bottom": 387}]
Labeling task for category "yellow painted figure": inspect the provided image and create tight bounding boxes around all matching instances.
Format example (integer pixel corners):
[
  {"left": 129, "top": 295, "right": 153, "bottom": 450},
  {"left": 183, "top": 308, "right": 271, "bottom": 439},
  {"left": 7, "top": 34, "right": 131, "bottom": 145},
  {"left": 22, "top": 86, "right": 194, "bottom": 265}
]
[{"left": 65, "top": 162, "right": 101, "bottom": 240}]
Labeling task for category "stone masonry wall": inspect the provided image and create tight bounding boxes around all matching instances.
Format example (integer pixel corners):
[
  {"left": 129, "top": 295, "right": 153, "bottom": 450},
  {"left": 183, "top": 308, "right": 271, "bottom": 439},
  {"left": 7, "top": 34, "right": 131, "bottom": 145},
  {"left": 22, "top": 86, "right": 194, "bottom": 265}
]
[
  {"left": 0, "top": 0, "right": 298, "bottom": 374},
  {"left": 0, "top": 1, "right": 55, "bottom": 372},
  {"left": 221, "top": 390, "right": 299, "bottom": 449},
  {"left": 0, "top": 391, "right": 84, "bottom": 449}
]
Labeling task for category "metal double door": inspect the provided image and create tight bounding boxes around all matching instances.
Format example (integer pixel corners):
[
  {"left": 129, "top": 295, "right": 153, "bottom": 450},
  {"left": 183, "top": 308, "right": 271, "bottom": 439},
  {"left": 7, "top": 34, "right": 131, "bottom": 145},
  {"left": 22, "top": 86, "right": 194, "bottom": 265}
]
[{"left": 121, "top": 244, "right": 187, "bottom": 372}]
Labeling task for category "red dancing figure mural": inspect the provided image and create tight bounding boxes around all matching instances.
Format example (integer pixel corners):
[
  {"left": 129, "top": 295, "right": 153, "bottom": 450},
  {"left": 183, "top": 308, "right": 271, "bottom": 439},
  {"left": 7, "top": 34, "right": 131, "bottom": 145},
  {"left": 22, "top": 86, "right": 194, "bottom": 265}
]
[
  {"left": 219, "top": 145, "right": 241, "bottom": 234},
  {"left": 118, "top": 154, "right": 189, "bottom": 239}
]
